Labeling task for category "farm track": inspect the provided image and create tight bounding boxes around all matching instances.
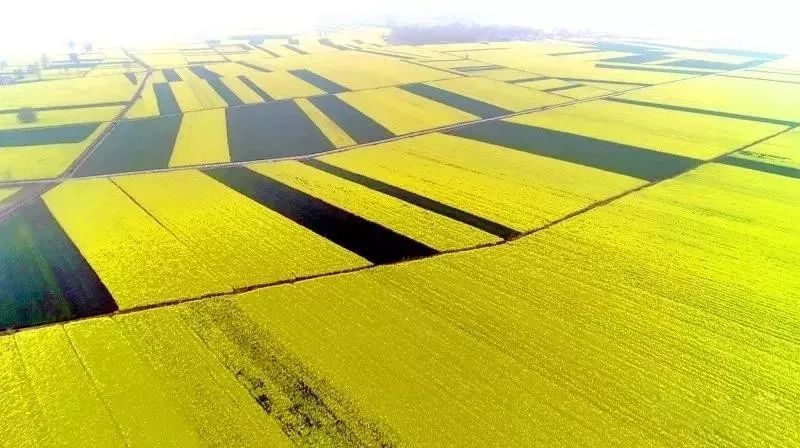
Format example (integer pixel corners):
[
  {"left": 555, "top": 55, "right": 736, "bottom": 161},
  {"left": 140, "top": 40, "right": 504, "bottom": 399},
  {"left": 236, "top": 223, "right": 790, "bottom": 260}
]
[{"left": 3, "top": 61, "right": 794, "bottom": 337}]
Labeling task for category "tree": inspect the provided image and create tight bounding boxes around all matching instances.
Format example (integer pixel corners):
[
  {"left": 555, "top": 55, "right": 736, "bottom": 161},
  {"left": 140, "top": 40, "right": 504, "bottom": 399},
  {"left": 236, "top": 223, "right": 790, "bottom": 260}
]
[
  {"left": 69, "top": 52, "right": 80, "bottom": 65},
  {"left": 40, "top": 53, "right": 49, "bottom": 70},
  {"left": 26, "top": 64, "right": 40, "bottom": 79},
  {"left": 82, "top": 42, "right": 93, "bottom": 53},
  {"left": 17, "top": 107, "right": 38, "bottom": 123}
]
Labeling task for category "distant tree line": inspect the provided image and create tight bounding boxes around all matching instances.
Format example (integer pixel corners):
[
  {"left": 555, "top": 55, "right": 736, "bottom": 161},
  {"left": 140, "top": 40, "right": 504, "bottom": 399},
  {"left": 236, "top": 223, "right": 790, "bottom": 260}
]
[{"left": 387, "top": 23, "right": 597, "bottom": 45}]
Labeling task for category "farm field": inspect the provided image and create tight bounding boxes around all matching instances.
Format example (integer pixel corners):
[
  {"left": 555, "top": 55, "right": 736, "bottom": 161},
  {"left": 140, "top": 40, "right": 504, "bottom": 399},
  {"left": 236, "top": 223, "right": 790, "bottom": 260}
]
[{"left": 1, "top": 29, "right": 799, "bottom": 447}]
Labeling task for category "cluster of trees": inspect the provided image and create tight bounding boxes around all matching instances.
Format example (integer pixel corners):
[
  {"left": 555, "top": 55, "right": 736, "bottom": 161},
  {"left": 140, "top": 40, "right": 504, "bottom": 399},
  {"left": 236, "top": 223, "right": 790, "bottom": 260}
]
[
  {"left": 0, "top": 40, "right": 94, "bottom": 84},
  {"left": 387, "top": 23, "right": 600, "bottom": 45}
]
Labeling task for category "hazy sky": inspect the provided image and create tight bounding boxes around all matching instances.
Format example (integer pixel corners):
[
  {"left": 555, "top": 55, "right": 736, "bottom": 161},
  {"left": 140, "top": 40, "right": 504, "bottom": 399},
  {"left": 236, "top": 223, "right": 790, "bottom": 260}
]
[{"left": 1, "top": 0, "right": 797, "bottom": 56}]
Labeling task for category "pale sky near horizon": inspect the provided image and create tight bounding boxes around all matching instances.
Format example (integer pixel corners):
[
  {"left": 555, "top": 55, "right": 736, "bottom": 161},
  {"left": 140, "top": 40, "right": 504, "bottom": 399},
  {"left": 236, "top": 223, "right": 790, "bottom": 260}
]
[{"left": 1, "top": 0, "right": 797, "bottom": 56}]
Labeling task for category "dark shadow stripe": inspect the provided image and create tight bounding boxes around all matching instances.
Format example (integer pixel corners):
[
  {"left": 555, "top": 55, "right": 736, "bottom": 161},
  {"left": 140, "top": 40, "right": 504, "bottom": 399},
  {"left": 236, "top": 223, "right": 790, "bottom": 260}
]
[
  {"left": 0, "top": 102, "right": 129, "bottom": 114},
  {"left": 75, "top": 115, "right": 182, "bottom": 176},
  {"left": 541, "top": 84, "right": 582, "bottom": 93},
  {"left": 188, "top": 65, "right": 221, "bottom": 80},
  {"left": 594, "top": 63, "right": 709, "bottom": 75},
  {"left": 254, "top": 45, "right": 280, "bottom": 57},
  {"left": 284, "top": 44, "right": 308, "bottom": 55},
  {"left": 289, "top": 69, "right": 349, "bottom": 93},
  {"left": 605, "top": 97, "right": 799, "bottom": 126},
  {"left": 307, "top": 95, "right": 393, "bottom": 143},
  {"left": 237, "top": 75, "right": 273, "bottom": 101},
  {"left": 204, "top": 166, "right": 437, "bottom": 264},
  {"left": 237, "top": 61, "right": 271, "bottom": 73},
  {"left": 556, "top": 77, "right": 652, "bottom": 86},
  {"left": 162, "top": 68, "right": 181, "bottom": 82},
  {"left": 226, "top": 101, "right": 334, "bottom": 161},
  {"left": 0, "top": 200, "right": 117, "bottom": 330},
  {"left": 318, "top": 38, "right": 350, "bottom": 51},
  {"left": 303, "top": 159, "right": 521, "bottom": 239},
  {"left": 508, "top": 76, "right": 548, "bottom": 84},
  {"left": 124, "top": 72, "right": 138, "bottom": 85},
  {"left": 0, "top": 123, "right": 100, "bottom": 147},
  {"left": 153, "top": 82, "right": 180, "bottom": 116},
  {"left": 446, "top": 120, "right": 699, "bottom": 181},
  {"left": 719, "top": 156, "right": 800, "bottom": 179},
  {"left": 548, "top": 49, "right": 602, "bottom": 56},
  {"left": 206, "top": 77, "right": 244, "bottom": 106},
  {"left": 400, "top": 83, "right": 511, "bottom": 118},
  {"left": 453, "top": 65, "right": 503, "bottom": 72}
]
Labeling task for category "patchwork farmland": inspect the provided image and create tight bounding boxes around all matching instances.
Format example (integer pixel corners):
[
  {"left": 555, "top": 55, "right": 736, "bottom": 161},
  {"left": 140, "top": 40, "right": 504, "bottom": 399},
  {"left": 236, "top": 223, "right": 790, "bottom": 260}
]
[{"left": 1, "top": 28, "right": 799, "bottom": 446}]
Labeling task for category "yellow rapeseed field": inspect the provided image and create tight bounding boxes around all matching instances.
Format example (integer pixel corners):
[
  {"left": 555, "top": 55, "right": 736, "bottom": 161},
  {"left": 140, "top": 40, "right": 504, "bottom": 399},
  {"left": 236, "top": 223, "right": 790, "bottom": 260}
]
[
  {"left": 319, "top": 132, "right": 644, "bottom": 231},
  {"left": 251, "top": 160, "right": 500, "bottom": 251},
  {"left": 112, "top": 169, "right": 370, "bottom": 289},
  {"left": 0, "top": 74, "right": 136, "bottom": 109},
  {"left": 339, "top": 87, "right": 479, "bottom": 134},
  {"left": 0, "top": 122, "right": 110, "bottom": 181},
  {"left": 0, "top": 106, "right": 123, "bottom": 131},
  {"left": 169, "top": 109, "right": 230, "bottom": 167},
  {"left": 730, "top": 127, "right": 800, "bottom": 168},
  {"left": 619, "top": 75, "right": 800, "bottom": 122},
  {"left": 294, "top": 98, "right": 357, "bottom": 147},
  {"left": 509, "top": 100, "right": 787, "bottom": 159},
  {"left": 42, "top": 177, "right": 231, "bottom": 308},
  {"left": 425, "top": 76, "right": 569, "bottom": 111}
]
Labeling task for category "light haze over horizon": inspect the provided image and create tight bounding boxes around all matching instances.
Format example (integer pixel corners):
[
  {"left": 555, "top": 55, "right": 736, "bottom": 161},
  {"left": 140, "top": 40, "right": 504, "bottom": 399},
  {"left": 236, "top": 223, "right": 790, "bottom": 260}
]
[{"left": 2, "top": 0, "right": 797, "bottom": 56}]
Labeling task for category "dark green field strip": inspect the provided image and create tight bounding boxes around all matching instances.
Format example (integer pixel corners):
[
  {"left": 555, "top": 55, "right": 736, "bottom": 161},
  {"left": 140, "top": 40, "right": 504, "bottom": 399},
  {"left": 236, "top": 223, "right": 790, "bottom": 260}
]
[
  {"left": 0, "top": 200, "right": 116, "bottom": 330},
  {"left": 0, "top": 123, "right": 100, "bottom": 147},
  {"left": 556, "top": 77, "right": 652, "bottom": 86},
  {"left": 508, "top": 76, "right": 548, "bottom": 84},
  {"left": 0, "top": 102, "right": 129, "bottom": 114},
  {"left": 302, "top": 158, "right": 521, "bottom": 239},
  {"left": 238, "top": 61, "right": 271, "bottom": 73},
  {"left": 453, "top": 65, "right": 503, "bottom": 72},
  {"left": 254, "top": 45, "right": 281, "bottom": 57},
  {"left": 624, "top": 41, "right": 783, "bottom": 59},
  {"left": 447, "top": 120, "right": 699, "bottom": 181},
  {"left": 75, "top": 115, "right": 182, "bottom": 177},
  {"left": 659, "top": 59, "right": 765, "bottom": 71},
  {"left": 541, "top": 84, "right": 582, "bottom": 93},
  {"left": 318, "top": 38, "right": 350, "bottom": 51},
  {"left": 548, "top": 49, "right": 602, "bottom": 56},
  {"left": 204, "top": 166, "right": 437, "bottom": 264},
  {"left": 162, "top": 68, "right": 181, "bottom": 82},
  {"left": 591, "top": 41, "right": 662, "bottom": 54},
  {"left": 153, "top": 82, "right": 180, "bottom": 116},
  {"left": 284, "top": 44, "right": 308, "bottom": 55},
  {"left": 595, "top": 63, "right": 709, "bottom": 75},
  {"left": 605, "top": 97, "right": 800, "bottom": 126},
  {"left": 238, "top": 76, "right": 274, "bottom": 101},
  {"left": 289, "top": 69, "right": 350, "bottom": 93},
  {"left": 206, "top": 77, "right": 244, "bottom": 106},
  {"left": 189, "top": 65, "right": 221, "bottom": 79},
  {"left": 602, "top": 52, "right": 670, "bottom": 64},
  {"left": 400, "top": 83, "right": 511, "bottom": 119},
  {"left": 226, "top": 101, "right": 334, "bottom": 161},
  {"left": 719, "top": 156, "right": 800, "bottom": 179},
  {"left": 308, "top": 95, "right": 394, "bottom": 143},
  {"left": 124, "top": 72, "right": 138, "bottom": 84}
]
